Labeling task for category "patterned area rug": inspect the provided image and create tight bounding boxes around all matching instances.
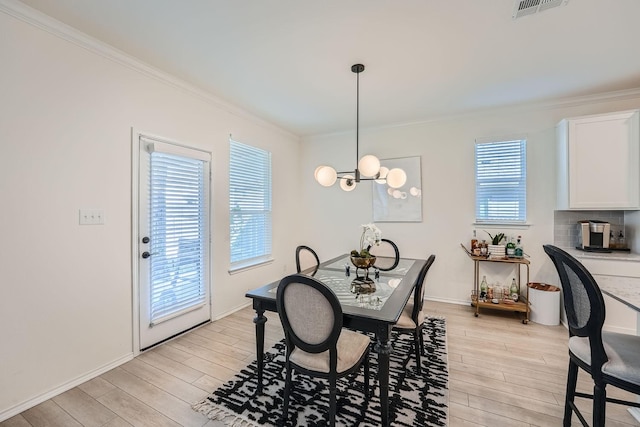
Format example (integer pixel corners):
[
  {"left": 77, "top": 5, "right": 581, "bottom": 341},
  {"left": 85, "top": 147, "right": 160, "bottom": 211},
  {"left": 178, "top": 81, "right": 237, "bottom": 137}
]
[{"left": 193, "top": 317, "right": 448, "bottom": 426}]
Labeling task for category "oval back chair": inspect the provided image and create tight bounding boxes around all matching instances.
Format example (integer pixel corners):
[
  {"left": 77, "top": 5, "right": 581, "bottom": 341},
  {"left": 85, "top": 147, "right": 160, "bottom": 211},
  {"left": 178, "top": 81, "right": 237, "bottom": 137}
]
[
  {"left": 543, "top": 244, "right": 640, "bottom": 426},
  {"left": 368, "top": 238, "right": 400, "bottom": 271},
  {"left": 276, "top": 274, "right": 371, "bottom": 426},
  {"left": 295, "top": 245, "right": 320, "bottom": 274}
]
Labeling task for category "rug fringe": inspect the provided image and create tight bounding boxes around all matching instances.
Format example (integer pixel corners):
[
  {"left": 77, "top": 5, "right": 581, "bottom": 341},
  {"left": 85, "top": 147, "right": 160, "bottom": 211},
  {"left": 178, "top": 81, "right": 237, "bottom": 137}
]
[{"left": 193, "top": 399, "right": 264, "bottom": 427}]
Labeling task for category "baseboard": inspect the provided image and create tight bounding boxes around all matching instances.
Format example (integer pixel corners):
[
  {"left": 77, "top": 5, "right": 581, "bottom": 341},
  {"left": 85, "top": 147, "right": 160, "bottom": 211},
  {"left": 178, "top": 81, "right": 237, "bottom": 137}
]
[
  {"left": 603, "top": 324, "right": 636, "bottom": 335},
  {"left": 425, "top": 296, "right": 470, "bottom": 306},
  {"left": 212, "top": 301, "right": 252, "bottom": 321},
  {"left": 427, "top": 297, "right": 573, "bottom": 331},
  {"left": 0, "top": 352, "right": 133, "bottom": 422}
]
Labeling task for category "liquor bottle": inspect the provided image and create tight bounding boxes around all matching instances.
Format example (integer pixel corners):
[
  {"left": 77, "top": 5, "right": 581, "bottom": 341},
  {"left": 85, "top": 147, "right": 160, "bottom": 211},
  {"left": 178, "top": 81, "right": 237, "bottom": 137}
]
[
  {"left": 515, "top": 235, "right": 523, "bottom": 257},
  {"left": 471, "top": 229, "right": 479, "bottom": 254},
  {"left": 480, "top": 275, "right": 488, "bottom": 299},
  {"left": 506, "top": 236, "right": 516, "bottom": 256},
  {"left": 618, "top": 230, "right": 626, "bottom": 249},
  {"left": 510, "top": 278, "right": 519, "bottom": 301}
]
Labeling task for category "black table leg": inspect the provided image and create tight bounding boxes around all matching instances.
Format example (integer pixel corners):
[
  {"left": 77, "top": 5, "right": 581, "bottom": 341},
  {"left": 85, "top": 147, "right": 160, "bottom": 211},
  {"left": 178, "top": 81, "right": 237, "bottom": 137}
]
[
  {"left": 253, "top": 305, "right": 267, "bottom": 394},
  {"left": 375, "top": 324, "right": 393, "bottom": 427}
]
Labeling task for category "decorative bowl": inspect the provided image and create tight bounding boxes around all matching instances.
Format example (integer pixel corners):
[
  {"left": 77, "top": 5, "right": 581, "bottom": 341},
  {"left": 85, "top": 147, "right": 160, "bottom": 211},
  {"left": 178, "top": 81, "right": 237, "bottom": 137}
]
[
  {"left": 351, "top": 277, "right": 376, "bottom": 294},
  {"left": 350, "top": 255, "right": 377, "bottom": 269}
]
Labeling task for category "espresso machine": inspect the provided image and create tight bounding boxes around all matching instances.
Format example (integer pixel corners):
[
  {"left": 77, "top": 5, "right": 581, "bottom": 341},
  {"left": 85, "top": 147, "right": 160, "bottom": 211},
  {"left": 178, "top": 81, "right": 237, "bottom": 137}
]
[{"left": 577, "top": 220, "right": 610, "bottom": 252}]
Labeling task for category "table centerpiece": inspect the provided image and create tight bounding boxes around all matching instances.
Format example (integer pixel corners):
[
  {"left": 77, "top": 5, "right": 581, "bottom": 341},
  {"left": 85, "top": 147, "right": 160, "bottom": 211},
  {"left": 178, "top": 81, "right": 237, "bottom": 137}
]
[{"left": 350, "top": 223, "right": 382, "bottom": 284}]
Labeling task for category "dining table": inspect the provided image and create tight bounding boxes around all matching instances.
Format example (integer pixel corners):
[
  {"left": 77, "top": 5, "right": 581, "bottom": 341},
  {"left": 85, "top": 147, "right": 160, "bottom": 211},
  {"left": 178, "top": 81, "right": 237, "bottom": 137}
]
[{"left": 245, "top": 253, "right": 427, "bottom": 427}]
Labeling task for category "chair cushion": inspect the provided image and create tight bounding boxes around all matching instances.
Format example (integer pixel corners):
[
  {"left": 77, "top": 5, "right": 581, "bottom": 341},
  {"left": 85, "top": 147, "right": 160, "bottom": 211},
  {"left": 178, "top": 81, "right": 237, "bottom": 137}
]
[
  {"left": 290, "top": 328, "right": 370, "bottom": 374},
  {"left": 569, "top": 331, "right": 640, "bottom": 387},
  {"left": 394, "top": 302, "right": 425, "bottom": 330}
]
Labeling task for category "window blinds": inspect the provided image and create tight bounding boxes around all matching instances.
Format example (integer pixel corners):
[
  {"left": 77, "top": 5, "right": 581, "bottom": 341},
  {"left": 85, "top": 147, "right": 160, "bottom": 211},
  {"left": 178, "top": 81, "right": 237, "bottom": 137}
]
[
  {"left": 475, "top": 139, "right": 527, "bottom": 223},
  {"left": 149, "top": 151, "right": 207, "bottom": 324},
  {"left": 229, "top": 139, "right": 272, "bottom": 267}
]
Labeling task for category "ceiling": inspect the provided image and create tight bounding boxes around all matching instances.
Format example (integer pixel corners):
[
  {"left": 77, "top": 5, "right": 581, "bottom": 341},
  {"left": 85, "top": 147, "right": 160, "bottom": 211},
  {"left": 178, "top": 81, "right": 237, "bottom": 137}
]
[{"left": 16, "top": 0, "right": 640, "bottom": 136}]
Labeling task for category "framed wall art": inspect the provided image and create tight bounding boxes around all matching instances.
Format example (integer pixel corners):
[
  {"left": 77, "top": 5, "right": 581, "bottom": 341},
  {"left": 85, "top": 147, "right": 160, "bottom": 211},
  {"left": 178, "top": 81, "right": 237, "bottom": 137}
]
[{"left": 373, "top": 156, "right": 422, "bottom": 222}]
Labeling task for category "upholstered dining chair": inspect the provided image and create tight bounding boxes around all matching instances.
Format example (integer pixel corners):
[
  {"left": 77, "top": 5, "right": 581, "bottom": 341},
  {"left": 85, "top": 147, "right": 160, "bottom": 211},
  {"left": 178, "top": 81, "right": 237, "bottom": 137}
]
[
  {"left": 295, "top": 245, "right": 319, "bottom": 274},
  {"left": 543, "top": 245, "right": 640, "bottom": 426},
  {"left": 393, "top": 254, "right": 436, "bottom": 374},
  {"left": 368, "top": 238, "right": 400, "bottom": 271},
  {"left": 276, "top": 274, "right": 371, "bottom": 427}
]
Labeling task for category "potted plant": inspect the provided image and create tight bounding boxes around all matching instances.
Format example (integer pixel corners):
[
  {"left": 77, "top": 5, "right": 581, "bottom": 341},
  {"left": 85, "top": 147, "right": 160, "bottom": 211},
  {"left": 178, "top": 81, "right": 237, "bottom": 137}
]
[
  {"left": 485, "top": 231, "right": 506, "bottom": 258},
  {"left": 350, "top": 223, "right": 381, "bottom": 268}
]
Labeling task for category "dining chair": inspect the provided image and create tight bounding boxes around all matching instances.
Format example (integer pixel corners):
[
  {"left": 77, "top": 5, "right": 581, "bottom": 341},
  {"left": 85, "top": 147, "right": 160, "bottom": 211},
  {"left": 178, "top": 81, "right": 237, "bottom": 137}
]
[
  {"left": 368, "top": 238, "right": 400, "bottom": 271},
  {"left": 295, "top": 245, "right": 320, "bottom": 274},
  {"left": 276, "top": 274, "right": 371, "bottom": 427},
  {"left": 393, "top": 254, "right": 436, "bottom": 374},
  {"left": 543, "top": 244, "right": 640, "bottom": 426}
]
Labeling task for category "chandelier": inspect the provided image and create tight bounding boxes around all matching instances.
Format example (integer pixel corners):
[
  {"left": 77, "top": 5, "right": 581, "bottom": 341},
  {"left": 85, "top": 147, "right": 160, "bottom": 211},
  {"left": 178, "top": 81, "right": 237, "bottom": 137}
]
[{"left": 314, "top": 64, "right": 406, "bottom": 191}]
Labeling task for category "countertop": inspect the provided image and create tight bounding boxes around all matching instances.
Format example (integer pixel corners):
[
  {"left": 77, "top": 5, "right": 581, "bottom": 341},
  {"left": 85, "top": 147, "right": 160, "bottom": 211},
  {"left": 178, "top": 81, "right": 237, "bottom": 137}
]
[
  {"left": 566, "top": 248, "right": 640, "bottom": 262},
  {"left": 560, "top": 247, "right": 640, "bottom": 311},
  {"left": 596, "top": 275, "right": 640, "bottom": 312}
]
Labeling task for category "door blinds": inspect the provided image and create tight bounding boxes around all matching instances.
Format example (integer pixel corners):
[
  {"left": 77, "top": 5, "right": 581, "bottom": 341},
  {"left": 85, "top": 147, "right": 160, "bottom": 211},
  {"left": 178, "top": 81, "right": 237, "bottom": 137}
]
[{"left": 148, "top": 147, "right": 208, "bottom": 324}]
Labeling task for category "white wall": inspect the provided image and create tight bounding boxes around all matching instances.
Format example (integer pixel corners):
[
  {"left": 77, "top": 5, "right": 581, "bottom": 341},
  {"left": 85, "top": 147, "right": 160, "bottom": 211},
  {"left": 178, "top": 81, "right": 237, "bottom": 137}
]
[
  {"left": 4, "top": 2, "right": 640, "bottom": 421},
  {"left": 0, "top": 8, "right": 300, "bottom": 419},
  {"left": 301, "top": 97, "right": 640, "bottom": 306}
]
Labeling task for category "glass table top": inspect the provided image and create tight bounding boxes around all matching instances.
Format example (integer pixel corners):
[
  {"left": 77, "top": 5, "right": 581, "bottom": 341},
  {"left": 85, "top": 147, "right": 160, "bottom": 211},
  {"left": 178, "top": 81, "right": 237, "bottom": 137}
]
[
  {"left": 323, "top": 255, "right": 416, "bottom": 275},
  {"left": 269, "top": 268, "right": 403, "bottom": 311}
]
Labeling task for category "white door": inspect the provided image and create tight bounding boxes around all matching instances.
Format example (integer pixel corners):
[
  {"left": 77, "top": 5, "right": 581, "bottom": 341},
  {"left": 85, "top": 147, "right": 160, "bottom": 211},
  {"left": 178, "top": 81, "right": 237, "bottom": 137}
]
[{"left": 136, "top": 133, "right": 211, "bottom": 350}]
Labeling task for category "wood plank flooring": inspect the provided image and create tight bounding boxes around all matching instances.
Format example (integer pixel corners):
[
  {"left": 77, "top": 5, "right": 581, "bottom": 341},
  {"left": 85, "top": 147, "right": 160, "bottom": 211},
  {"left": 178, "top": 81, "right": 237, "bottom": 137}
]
[{"left": 2, "top": 301, "right": 639, "bottom": 426}]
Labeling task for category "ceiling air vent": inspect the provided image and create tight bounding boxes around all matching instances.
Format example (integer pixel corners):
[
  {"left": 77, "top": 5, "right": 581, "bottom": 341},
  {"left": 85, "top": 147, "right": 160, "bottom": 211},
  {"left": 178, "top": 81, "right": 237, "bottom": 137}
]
[{"left": 512, "top": 0, "right": 569, "bottom": 19}]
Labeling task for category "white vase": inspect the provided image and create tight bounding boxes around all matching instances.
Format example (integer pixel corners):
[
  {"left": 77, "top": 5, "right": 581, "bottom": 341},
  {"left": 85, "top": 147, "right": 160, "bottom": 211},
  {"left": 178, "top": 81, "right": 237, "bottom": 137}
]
[{"left": 488, "top": 244, "right": 505, "bottom": 258}]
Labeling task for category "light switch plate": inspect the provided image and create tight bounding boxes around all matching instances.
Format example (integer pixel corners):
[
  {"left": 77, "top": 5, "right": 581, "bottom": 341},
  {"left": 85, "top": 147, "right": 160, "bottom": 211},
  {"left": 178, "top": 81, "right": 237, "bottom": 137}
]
[{"left": 79, "top": 209, "right": 105, "bottom": 225}]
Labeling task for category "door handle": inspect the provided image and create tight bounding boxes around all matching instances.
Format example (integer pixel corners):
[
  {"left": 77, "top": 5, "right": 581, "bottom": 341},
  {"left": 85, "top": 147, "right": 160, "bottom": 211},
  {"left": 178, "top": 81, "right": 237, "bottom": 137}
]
[
  {"left": 141, "top": 251, "right": 152, "bottom": 259},
  {"left": 142, "top": 236, "right": 150, "bottom": 244}
]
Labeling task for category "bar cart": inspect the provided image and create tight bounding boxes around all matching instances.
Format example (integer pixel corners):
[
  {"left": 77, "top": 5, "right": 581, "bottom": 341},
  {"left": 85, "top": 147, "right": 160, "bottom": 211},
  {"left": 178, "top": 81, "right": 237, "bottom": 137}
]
[{"left": 460, "top": 244, "right": 530, "bottom": 324}]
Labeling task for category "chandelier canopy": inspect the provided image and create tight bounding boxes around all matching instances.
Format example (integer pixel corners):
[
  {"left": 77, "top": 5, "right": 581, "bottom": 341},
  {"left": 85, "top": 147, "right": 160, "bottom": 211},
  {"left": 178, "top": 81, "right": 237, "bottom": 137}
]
[{"left": 314, "top": 64, "right": 406, "bottom": 191}]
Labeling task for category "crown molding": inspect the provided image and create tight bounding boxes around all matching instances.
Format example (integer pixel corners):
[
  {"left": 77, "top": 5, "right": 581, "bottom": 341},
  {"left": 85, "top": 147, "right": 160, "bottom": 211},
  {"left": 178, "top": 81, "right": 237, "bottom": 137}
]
[
  {"left": 0, "top": 0, "right": 298, "bottom": 140},
  {"left": 305, "top": 86, "right": 640, "bottom": 139},
  {"left": 388, "top": 87, "right": 640, "bottom": 130}
]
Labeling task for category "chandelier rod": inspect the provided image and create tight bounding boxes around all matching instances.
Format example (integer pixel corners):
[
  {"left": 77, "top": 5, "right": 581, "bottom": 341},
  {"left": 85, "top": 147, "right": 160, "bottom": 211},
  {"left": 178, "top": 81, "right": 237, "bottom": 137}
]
[{"left": 356, "top": 64, "right": 360, "bottom": 166}]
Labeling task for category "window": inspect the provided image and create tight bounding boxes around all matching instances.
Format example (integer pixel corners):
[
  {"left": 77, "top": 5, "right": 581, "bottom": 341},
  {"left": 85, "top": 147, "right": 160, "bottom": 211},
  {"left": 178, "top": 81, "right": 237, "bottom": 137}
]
[
  {"left": 475, "top": 138, "right": 527, "bottom": 223},
  {"left": 229, "top": 139, "right": 272, "bottom": 270}
]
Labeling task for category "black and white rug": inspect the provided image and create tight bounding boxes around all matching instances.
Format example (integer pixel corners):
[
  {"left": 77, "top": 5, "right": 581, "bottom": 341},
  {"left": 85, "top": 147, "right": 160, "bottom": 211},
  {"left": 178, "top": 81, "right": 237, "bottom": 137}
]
[{"left": 193, "top": 317, "right": 448, "bottom": 426}]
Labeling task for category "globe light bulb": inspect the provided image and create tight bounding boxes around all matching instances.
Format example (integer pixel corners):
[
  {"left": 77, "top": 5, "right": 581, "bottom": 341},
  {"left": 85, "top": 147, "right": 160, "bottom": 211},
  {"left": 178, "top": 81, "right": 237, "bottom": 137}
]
[
  {"left": 358, "top": 155, "right": 381, "bottom": 177},
  {"left": 392, "top": 190, "right": 402, "bottom": 199},
  {"left": 315, "top": 166, "right": 337, "bottom": 187},
  {"left": 339, "top": 175, "right": 357, "bottom": 192},
  {"left": 410, "top": 186, "right": 419, "bottom": 196},
  {"left": 375, "top": 166, "right": 389, "bottom": 184},
  {"left": 386, "top": 168, "right": 407, "bottom": 189}
]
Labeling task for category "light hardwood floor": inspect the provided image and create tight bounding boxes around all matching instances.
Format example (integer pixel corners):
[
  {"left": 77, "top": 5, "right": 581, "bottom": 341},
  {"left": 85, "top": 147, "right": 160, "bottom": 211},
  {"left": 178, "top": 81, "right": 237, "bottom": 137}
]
[{"left": 2, "top": 301, "right": 639, "bottom": 426}]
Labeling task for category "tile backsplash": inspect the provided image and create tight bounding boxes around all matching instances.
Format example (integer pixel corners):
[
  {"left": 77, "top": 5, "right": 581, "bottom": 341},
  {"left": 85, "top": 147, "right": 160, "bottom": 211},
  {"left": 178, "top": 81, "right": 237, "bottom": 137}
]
[{"left": 554, "top": 210, "right": 625, "bottom": 249}]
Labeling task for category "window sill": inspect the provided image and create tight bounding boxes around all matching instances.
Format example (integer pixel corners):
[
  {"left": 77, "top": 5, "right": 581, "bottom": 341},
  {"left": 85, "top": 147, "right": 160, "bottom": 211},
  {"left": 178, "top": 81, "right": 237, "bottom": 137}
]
[
  {"left": 473, "top": 222, "right": 532, "bottom": 229},
  {"left": 228, "top": 258, "right": 274, "bottom": 275}
]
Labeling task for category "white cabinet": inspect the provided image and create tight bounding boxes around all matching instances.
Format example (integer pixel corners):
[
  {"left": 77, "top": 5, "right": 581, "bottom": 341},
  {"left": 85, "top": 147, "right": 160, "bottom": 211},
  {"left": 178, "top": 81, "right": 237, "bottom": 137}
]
[
  {"left": 557, "top": 109, "right": 640, "bottom": 210},
  {"left": 578, "top": 256, "right": 639, "bottom": 335}
]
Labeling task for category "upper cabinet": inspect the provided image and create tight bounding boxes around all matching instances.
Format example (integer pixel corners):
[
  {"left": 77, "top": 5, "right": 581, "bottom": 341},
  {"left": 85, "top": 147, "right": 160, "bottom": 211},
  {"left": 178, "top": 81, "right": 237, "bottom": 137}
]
[{"left": 557, "top": 109, "right": 640, "bottom": 210}]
